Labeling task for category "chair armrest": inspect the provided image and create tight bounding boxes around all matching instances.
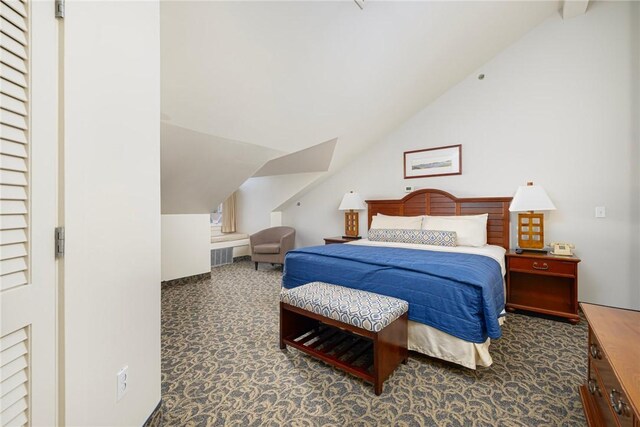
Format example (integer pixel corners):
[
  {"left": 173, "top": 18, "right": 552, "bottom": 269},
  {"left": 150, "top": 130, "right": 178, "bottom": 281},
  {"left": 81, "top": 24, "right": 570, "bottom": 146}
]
[{"left": 280, "top": 230, "right": 296, "bottom": 253}]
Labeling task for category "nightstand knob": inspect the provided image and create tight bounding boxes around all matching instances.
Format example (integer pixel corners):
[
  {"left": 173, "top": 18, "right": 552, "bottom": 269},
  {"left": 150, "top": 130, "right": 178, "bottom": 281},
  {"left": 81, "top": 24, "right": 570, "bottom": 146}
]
[
  {"left": 587, "top": 379, "right": 599, "bottom": 395},
  {"left": 532, "top": 262, "right": 549, "bottom": 271}
]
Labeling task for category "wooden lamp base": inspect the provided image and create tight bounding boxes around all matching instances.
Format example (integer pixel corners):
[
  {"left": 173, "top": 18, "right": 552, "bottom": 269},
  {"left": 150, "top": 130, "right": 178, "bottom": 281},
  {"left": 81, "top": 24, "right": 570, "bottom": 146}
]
[
  {"left": 517, "top": 212, "right": 545, "bottom": 250},
  {"left": 343, "top": 210, "right": 360, "bottom": 239}
]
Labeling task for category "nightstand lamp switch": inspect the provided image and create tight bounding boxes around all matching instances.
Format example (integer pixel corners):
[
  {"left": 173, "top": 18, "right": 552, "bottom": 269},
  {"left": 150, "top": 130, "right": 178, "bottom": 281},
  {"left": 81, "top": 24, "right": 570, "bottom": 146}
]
[
  {"left": 509, "top": 182, "right": 556, "bottom": 252},
  {"left": 595, "top": 206, "right": 606, "bottom": 218},
  {"left": 339, "top": 191, "right": 367, "bottom": 239}
]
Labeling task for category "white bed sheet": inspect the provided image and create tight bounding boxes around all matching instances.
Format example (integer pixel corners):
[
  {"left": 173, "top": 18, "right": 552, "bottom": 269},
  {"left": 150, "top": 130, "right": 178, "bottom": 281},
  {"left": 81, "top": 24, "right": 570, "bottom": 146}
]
[{"left": 345, "top": 239, "right": 506, "bottom": 369}]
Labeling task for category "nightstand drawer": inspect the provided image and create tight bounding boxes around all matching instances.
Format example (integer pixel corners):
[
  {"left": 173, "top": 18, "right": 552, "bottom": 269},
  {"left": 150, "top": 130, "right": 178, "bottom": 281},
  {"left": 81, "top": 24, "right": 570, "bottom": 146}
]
[{"left": 509, "top": 257, "right": 576, "bottom": 276}]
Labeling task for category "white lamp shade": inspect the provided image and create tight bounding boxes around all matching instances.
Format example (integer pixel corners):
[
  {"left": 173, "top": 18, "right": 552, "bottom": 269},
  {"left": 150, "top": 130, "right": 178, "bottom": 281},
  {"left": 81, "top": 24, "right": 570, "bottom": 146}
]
[
  {"left": 339, "top": 191, "right": 366, "bottom": 211},
  {"left": 509, "top": 184, "right": 556, "bottom": 212}
]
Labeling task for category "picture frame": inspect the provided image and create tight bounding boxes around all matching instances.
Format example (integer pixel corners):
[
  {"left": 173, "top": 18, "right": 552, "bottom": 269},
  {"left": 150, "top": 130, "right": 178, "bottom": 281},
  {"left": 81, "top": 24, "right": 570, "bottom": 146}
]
[{"left": 403, "top": 144, "right": 462, "bottom": 179}]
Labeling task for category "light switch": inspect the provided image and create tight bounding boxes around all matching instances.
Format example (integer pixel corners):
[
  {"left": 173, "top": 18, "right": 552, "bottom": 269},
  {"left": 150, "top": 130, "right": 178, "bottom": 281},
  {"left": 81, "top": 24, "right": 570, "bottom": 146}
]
[{"left": 595, "top": 206, "right": 606, "bottom": 218}]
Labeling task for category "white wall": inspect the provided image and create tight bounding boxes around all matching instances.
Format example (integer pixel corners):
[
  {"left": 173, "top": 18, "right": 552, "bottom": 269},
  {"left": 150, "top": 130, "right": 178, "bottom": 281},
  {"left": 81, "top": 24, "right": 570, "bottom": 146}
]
[
  {"left": 162, "top": 215, "right": 211, "bottom": 281},
  {"left": 282, "top": 2, "right": 640, "bottom": 310},
  {"left": 63, "top": 2, "right": 161, "bottom": 425},
  {"left": 237, "top": 172, "right": 322, "bottom": 236},
  {"left": 633, "top": 1, "right": 640, "bottom": 309}
]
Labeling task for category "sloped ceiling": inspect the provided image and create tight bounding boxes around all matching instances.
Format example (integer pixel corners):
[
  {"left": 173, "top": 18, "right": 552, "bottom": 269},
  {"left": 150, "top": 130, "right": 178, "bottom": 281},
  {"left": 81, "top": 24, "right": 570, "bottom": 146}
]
[
  {"left": 161, "top": 123, "right": 283, "bottom": 214},
  {"left": 160, "top": 1, "right": 560, "bottom": 213},
  {"left": 252, "top": 138, "right": 337, "bottom": 177}
]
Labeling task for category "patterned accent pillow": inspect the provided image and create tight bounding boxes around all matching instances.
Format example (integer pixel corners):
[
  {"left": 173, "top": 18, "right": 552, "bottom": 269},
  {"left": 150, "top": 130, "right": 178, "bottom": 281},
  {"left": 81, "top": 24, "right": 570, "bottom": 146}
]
[{"left": 368, "top": 228, "right": 457, "bottom": 247}]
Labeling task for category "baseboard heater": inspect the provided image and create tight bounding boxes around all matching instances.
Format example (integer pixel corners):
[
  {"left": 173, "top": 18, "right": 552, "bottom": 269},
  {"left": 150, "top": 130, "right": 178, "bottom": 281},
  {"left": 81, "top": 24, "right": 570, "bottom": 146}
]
[{"left": 211, "top": 247, "right": 233, "bottom": 267}]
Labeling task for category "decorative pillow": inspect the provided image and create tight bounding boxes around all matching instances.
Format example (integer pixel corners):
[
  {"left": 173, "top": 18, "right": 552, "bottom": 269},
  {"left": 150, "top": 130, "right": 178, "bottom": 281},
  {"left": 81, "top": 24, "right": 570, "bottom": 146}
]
[
  {"left": 368, "top": 228, "right": 457, "bottom": 247},
  {"left": 422, "top": 214, "right": 488, "bottom": 247},
  {"left": 370, "top": 214, "right": 423, "bottom": 230}
]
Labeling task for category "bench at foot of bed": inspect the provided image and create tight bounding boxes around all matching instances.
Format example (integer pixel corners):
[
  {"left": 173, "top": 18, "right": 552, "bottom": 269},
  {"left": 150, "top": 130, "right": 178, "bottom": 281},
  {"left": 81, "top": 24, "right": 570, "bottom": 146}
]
[{"left": 279, "top": 281, "right": 409, "bottom": 395}]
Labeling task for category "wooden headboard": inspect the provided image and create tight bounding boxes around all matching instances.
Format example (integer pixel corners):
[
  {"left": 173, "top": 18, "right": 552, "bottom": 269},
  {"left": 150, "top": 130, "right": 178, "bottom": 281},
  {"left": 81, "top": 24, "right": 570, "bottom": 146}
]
[{"left": 366, "top": 189, "right": 512, "bottom": 249}]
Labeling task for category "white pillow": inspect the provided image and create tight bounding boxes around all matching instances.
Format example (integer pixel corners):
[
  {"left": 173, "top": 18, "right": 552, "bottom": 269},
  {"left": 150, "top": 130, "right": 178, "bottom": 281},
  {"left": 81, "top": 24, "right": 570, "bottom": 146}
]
[
  {"left": 370, "top": 214, "right": 423, "bottom": 230},
  {"left": 422, "top": 214, "right": 488, "bottom": 247}
]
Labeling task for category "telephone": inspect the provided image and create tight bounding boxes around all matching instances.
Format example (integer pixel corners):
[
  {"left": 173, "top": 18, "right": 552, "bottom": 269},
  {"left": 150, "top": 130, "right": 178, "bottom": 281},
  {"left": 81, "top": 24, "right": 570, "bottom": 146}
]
[{"left": 550, "top": 242, "right": 575, "bottom": 256}]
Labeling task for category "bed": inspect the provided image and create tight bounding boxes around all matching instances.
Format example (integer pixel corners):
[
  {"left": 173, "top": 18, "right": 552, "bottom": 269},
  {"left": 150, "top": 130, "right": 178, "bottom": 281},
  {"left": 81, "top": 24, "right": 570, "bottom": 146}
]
[{"left": 282, "top": 189, "right": 512, "bottom": 369}]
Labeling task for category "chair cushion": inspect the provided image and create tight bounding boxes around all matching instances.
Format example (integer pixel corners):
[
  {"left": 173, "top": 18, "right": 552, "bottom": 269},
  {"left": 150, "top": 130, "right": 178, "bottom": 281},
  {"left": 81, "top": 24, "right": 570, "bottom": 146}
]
[
  {"left": 280, "top": 282, "right": 408, "bottom": 332},
  {"left": 253, "top": 243, "right": 281, "bottom": 254}
]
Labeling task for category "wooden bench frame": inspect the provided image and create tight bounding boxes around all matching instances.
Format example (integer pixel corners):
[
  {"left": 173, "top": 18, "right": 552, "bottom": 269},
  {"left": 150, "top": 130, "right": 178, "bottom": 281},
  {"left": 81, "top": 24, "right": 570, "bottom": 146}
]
[{"left": 280, "top": 302, "right": 408, "bottom": 395}]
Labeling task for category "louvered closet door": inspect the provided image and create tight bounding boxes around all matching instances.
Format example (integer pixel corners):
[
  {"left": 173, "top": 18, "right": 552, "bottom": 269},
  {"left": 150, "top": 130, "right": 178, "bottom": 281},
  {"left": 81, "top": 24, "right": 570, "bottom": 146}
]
[
  {"left": 1, "top": 0, "right": 29, "bottom": 293},
  {"left": 1, "top": 1, "right": 58, "bottom": 426}
]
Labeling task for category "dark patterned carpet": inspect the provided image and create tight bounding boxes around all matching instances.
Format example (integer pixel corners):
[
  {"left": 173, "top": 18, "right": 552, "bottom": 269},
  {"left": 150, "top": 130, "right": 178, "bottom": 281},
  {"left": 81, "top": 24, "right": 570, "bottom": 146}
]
[{"left": 157, "top": 260, "right": 587, "bottom": 426}]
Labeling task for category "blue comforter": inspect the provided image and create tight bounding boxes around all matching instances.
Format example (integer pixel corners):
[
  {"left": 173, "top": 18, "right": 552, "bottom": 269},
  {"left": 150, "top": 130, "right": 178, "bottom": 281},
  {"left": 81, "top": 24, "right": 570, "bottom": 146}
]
[{"left": 282, "top": 244, "right": 504, "bottom": 343}]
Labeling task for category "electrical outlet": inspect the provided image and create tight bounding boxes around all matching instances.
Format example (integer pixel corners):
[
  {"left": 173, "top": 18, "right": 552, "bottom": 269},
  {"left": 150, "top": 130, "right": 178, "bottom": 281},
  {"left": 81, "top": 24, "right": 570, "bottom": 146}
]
[
  {"left": 595, "top": 206, "right": 606, "bottom": 218},
  {"left": 116, "top": 366, "right": 128, "bottom": 401}
]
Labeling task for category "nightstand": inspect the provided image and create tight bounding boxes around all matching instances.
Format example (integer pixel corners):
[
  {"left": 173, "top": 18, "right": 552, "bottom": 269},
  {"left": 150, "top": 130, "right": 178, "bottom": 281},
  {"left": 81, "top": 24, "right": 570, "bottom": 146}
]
[
  {"left": 505, "top": 250, "right": 581, "bottom": 324},
  {"left": 323, "top": 236, "right": 361, "bottom": 245}
]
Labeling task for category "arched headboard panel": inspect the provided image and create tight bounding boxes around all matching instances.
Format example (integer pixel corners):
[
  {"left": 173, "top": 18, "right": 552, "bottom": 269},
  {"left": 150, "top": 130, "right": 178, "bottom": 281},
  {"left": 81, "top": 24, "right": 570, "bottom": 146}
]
[{"left": 365, "top": 189, "right": 512, "bottom": 249}]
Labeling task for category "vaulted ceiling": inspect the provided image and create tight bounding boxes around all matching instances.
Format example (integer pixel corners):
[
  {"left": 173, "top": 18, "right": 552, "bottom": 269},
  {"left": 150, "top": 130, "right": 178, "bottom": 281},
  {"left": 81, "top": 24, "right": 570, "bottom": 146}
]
[{"left": 160, "top": 0, "right": 561, "bottom": 214}]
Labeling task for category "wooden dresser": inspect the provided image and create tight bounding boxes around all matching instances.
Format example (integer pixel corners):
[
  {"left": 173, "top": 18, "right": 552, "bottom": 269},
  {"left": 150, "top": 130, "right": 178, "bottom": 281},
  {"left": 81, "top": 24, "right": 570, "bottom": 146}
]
[{"left": 579, "top": 303, "right": 640, "bottom": 427}]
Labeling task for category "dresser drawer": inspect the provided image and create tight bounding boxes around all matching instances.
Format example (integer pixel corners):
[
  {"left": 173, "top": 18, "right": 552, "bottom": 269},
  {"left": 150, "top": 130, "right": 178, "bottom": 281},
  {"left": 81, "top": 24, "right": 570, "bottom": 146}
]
[
  {"left": 590, "top": 331, "right": 635, "bottom": 427},
  {"left": 587, "top": 363, "right": 619, "bottom": 426},
  {"left": 508, "top": 257, "right": 576, "bottom": 276},
  {"left": 580, "top": 304, "right": 640, "bottom": 427}
]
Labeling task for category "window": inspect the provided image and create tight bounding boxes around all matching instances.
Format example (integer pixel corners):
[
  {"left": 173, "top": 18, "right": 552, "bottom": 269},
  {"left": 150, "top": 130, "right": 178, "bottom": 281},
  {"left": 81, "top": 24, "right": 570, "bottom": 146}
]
[{"left": 210, "top": 203, "right": 223, "bottom": 225}]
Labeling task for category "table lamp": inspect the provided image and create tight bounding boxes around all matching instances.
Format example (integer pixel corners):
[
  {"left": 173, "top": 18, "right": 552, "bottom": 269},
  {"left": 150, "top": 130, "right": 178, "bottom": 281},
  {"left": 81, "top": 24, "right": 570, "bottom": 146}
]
[
  {"left": 339, "top": 191, "right": 366, "bottom": 239},
  {"left": 509, "top": 182, "right": 556, "bottom": 251}
]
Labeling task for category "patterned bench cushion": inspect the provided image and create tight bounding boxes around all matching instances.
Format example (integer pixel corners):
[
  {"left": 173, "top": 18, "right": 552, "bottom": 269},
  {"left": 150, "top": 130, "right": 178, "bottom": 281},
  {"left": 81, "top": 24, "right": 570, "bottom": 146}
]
[{"left": 280, "top": 282, "right": 408, "bottom": 332}]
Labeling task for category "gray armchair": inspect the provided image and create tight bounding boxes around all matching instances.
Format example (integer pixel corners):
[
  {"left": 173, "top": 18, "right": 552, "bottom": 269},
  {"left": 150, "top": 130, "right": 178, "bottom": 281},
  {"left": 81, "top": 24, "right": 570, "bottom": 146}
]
[{"left": 250, "top": 226, "right": 296, "bottom": 270}]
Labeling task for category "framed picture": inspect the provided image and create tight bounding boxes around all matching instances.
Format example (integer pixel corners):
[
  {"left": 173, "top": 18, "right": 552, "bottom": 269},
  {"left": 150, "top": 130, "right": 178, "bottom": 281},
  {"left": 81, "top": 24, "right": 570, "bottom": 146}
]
[{"left": 403, "top": 144, "right": 462, "bottom": 179}]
